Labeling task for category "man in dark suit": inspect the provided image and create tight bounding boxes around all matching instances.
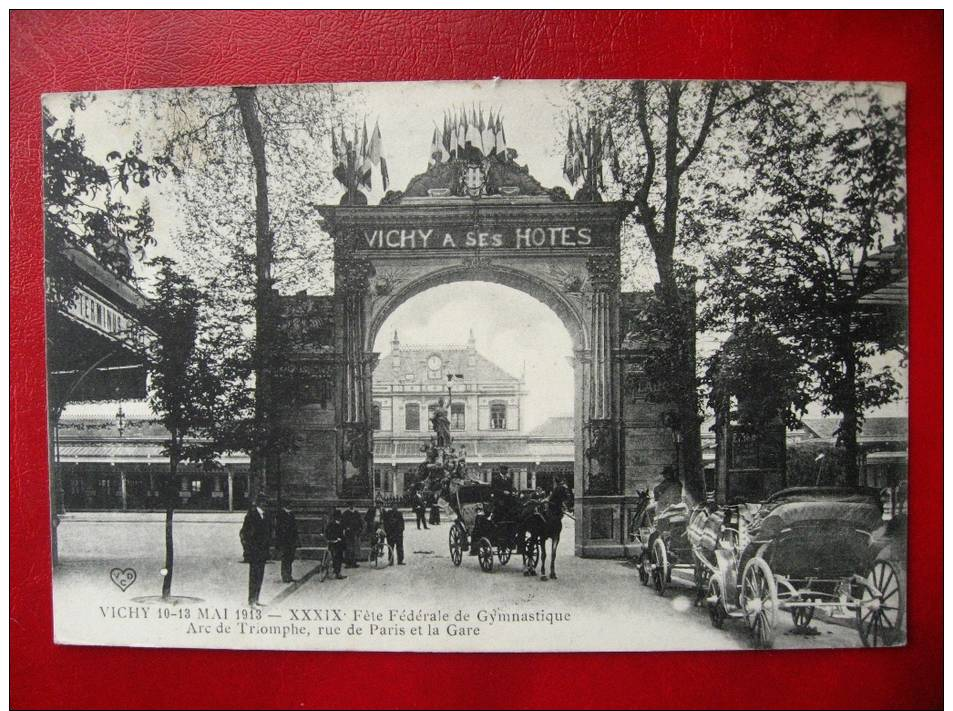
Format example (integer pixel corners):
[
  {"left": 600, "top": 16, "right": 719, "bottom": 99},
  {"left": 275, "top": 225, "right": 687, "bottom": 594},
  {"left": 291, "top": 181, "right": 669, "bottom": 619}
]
[
  {"left": 412, "top": 486, "right": 428, "bottom": 530},
  {"left": 240, "top": 494, "right": 271, "bottom": 606},
  {"left": 428, "top": 488, "right": 441, "bottom": 526},
  {"left": 324, "top": 509, "right": 347, "bottom": 579},
  {"left": 341, "top": 502, "right": 364, "bottom": 568},
  {"left": 382, "top": 503, "right": 406, "bottom": 566},
  {"left": 274, "top": 505, "right": 299, "bottom": 584}
]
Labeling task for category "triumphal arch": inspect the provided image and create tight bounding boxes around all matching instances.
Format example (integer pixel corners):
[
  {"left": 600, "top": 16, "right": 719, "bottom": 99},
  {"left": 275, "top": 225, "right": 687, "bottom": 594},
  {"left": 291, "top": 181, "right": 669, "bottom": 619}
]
[{"left": 277, "top": 154, "right": 677, "bottom": 557}]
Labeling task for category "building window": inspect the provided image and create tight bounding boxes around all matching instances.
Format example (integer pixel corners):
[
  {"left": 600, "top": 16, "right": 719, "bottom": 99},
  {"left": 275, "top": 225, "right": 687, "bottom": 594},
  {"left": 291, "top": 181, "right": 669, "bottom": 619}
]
[
  {"left": 405, "top": 403, "right": 420, "bottom": 431},
  {"left": 371, "top": 403, "right": 382, "bottom": 431},
  {"left": 451, "top": 402, "right": 465, "bottom": 430},
  {"left": 490, "top": 403, "right": 507, "bottom": 430},
  {"left": 427, "top": 404, "right": 436, "bottom": 430},
  {"left": 191, "top": 479, "right": 203, "bottom": 492}
]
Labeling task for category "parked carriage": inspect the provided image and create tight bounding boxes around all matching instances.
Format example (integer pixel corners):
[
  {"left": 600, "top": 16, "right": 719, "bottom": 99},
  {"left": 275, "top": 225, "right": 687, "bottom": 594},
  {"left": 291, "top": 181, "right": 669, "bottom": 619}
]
[
  {"left": 630, "top": 497, "right": 709, "bottom": 598},
  {"left": 701, "top": 487, "right": 903, "bottom": 648},
  {"left": 446, "top": 480, "right": 538, "bottom": 573},
  {"left": 635, "top": 487, "right": 903, "bottom": 648}
]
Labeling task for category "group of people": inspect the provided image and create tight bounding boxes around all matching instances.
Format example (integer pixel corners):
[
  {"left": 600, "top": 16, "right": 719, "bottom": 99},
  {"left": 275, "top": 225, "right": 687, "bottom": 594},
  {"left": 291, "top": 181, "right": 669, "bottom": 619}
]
[
  {"left": 411, "top": 485, "right": 442, "bottom": 529},
  {"left": 240, "top": 496, "right": 411, "bottom": 607},
  {"left": 239, "top": 494, "right": 300, "bottom": 608},
  {"left": 322, "top": 501, "right": 407, "bottom": 578}
]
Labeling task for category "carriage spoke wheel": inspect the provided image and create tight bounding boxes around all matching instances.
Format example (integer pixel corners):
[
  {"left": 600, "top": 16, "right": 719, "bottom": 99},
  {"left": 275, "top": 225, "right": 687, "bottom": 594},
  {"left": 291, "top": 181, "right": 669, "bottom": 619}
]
[
  {"left": 637, "top": 553, "right": 650, "bottom": 586},
  {"left": 791, "top": 604, "right": 815, "bottom": 630},
  {"left": 449, "top": 524, "right": 464, "bottom": 567},
  {"left": 498, "top": 545, "right": 512, "bottom": 566},
  {"left": 523, "top": 534, "right": 539, "bottom": 572},
  {"left": 477, "top": 538, "right": 494, "bottom": 573},
  {"left": 319, "top": 549, "right": 332, "bottom": 582},
  {"left": 741, "top": 557, "right": 779, "bottom": 649},
  {"left": 707, "top": 576, "right": 726, "bottom": 629},
  {"left": 651, "top": 538, "right": 669, "bottom": 596},
  {"left": 857, "top": 560, "right": 904, "bottom": 647}
]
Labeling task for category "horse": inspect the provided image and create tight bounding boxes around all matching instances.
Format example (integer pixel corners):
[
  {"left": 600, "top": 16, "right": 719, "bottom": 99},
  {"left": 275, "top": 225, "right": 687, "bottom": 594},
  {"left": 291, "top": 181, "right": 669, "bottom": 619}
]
[{"left": 518, "top": 499, "right": 565, "bottom": 581}]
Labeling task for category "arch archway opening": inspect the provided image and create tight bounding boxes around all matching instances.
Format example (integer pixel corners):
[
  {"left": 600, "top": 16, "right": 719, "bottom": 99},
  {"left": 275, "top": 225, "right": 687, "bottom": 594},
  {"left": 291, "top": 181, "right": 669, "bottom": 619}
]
[{"left": 369, "top": 281, "right": 577, "bottom": 501}]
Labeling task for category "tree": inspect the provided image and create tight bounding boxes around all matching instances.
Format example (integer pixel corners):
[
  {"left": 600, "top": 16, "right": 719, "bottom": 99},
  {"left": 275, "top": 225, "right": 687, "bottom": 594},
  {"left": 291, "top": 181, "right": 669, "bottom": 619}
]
[
  {"left": 578, "top": 80, "right": 771, "bottom": 502},
  {"left": 705, "top": 83, "right": 906, "bottom": 486},
  {"left": 43, "top": 97, "right": 172, "bottom": 308},
  {"left": 706, "top": 322, "right": 810, "bottom": 435},
  {"left": 116, "top": 84, "right": 342, "bottom": 495},
  {"left": 143, "top": 258, "right": 232, "bottom": 600}
]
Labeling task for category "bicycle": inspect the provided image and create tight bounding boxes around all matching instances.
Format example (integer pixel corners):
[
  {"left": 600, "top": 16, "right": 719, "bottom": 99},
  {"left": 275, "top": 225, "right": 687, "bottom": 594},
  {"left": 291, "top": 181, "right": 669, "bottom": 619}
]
[{"left": 368, "top": 528, "right": 393, "bottom": 568}]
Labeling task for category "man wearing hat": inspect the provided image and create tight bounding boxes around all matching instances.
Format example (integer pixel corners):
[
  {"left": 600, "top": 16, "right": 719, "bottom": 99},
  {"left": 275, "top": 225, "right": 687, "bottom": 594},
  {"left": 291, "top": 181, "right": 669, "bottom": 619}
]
[
  {"left": 341, "top": 501, "right": 364, "bottom": 568},
  {"left": 240, "top": 493, "right": 271, "bottom": 606},
  {"left": 324, "top": 509, "right": 347, "bottom": 580}
]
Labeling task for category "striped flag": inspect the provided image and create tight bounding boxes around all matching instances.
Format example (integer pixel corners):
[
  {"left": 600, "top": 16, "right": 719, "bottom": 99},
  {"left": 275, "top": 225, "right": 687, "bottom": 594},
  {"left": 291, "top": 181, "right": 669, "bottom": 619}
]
[{"left": 482, "top": 109, "right": 496, "bottom": 156}]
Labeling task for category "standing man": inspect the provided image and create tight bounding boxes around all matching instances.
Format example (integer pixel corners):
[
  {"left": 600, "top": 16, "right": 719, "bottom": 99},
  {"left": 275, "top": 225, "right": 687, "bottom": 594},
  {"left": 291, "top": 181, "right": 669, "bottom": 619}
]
[
  {"left": 413, "top": 486, "right": 428, "bottom": 530},
  {"left": 324, "top": 509, "right": 347, "bottom": 580},
  {"left": 240, "top": 494, "right": 271, "bottom": 607},
  {"left": 428, "top": 488, "right": 441, "bottom": 526},
  {"left": 342, "top": 502, "right": 364, "bottom": 568},
  {"left": 382, "top": 502, "right": 406, "bottom": 566},
  {"left": 653, "top": 466, "right": 683, "bottom": 513},
  {"left": 274, "top": 505, "right": 299, "bottom": 584}
]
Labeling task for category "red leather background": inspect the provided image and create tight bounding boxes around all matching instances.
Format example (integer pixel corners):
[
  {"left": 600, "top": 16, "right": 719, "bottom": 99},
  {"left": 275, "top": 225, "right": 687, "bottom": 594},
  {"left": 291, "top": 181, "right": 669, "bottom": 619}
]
[{"left": 11, "top": 11, "right": 942, "bottom": 710}]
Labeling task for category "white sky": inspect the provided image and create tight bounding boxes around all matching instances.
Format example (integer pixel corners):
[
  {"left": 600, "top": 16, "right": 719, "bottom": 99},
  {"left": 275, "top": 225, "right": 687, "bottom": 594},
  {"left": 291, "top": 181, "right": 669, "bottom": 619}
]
[{"left": 371, "top": 282, "right": 575, "bottom": 431}]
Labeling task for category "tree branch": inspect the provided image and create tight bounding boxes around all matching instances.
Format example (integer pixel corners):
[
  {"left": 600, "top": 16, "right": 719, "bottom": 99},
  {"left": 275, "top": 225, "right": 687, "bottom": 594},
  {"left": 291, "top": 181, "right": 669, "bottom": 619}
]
[{"left": 677, "top": 82, "right": 722, "bottom": 175}]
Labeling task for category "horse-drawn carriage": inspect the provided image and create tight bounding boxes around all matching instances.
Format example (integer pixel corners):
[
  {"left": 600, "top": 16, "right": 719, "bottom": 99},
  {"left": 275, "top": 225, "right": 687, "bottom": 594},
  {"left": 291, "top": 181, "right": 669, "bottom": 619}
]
[
  {"left": 446, "top": 479, "right": 539, "bottom": 573},
  {"left": 635, "top": 486, "right": 904, "bottom": 648}
]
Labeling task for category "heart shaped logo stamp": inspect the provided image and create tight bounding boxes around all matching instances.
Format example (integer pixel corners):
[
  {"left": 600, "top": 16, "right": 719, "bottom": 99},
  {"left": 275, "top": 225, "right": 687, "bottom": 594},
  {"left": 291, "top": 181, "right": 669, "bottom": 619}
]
[{"left": 109, "top": 567, "right": 137, "bottom": 592}]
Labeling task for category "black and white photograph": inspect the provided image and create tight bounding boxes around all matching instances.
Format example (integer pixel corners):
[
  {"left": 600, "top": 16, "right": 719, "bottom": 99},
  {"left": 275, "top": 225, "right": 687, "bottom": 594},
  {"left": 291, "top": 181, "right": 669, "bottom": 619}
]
[{"left": 45, "top": 78, "right": 908, "bottom": 652}]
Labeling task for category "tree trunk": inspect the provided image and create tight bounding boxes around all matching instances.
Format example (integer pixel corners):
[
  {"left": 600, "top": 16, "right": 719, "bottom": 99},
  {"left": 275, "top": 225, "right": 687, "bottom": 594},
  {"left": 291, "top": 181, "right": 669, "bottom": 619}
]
[
  {"left": 234, "top": 86, "right": 274, "bottom": 497},
  {"left": 841, "top": 352, "right": 861, "bottom": 487},
  {"left": 656, "top": 258, "right": 705, "bottom": 504},
  {"left": 162, "top": 455, "right": 176, "bottom": 599}
]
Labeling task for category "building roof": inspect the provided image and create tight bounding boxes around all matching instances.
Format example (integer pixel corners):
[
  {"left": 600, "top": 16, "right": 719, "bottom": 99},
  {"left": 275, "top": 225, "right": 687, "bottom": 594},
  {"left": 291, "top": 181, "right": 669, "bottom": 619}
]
[
  {"left": 528, "top": 416, "right": 574, "bottom": 438},
  {"left": 373, "top": 336, "right": 521, "bottom": 386},
  {"left": 800, "top": 417, "right": 908, "bottom": 443}
]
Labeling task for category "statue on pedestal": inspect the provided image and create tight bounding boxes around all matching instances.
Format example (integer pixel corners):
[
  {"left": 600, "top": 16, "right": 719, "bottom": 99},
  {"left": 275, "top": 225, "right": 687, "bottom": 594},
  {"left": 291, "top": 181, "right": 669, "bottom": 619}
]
[{"left": 430, "top": 397, "right": 451, "bottom": 448}]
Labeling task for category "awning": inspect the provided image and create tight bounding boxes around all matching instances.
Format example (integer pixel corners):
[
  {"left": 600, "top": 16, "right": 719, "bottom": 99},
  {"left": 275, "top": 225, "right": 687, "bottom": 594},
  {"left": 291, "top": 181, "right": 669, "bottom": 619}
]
[{"left": 57, "top": 442, "right": 249, "bottom": 465}]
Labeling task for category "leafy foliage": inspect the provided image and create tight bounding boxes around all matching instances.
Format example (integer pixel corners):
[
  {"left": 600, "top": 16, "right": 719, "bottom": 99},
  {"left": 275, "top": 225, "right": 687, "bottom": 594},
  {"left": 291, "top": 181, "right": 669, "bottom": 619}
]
[
  {"left": 577, "top": 80, "right": 773, "bottom": 501},
  {"left": 43, "top": 104, "right": 173, "bottom": 307},
  {"left": 706, "top": 322, "right": 810, "bottom": 433},
  {"left": 703, "top": 83, "right": 906, "bottom": 484}
]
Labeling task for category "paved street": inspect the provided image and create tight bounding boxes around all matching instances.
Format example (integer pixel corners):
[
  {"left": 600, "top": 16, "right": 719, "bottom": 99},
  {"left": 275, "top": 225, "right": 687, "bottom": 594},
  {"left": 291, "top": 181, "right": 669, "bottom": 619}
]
[{"left": 53, "top": 512, "right": 862, "bottom": 651}]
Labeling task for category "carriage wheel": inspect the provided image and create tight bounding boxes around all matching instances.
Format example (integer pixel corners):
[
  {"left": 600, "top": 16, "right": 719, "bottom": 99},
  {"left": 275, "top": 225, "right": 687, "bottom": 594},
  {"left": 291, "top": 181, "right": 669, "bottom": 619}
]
[
  {"left": 477, "top": 538, "right": 494, "bottom": 573},
  {"left": 319, "top": 549, "right": 332, "bottom": 582},
  {"left": 857, "top": 559, "right": 904, "bottom": 647},
  {"left": 707, "top": 576, "right": 726, "bottom": 629},
  {"left": 741, "top": 557, "right": 779, "bottom": 649},
  {"left": 637, "top": 552, "right": 650, "bottom": 586},
  {"left": 523, "top": 534, "right": 539, "bottom": 571},
  {"left": 790, "top": 604, "right": 815, "bottom": 630},
  {"left": 651, "top": 537, "right": 669, "bottom": 596},
  {"left": 498, "top": 545, "right": 512, "bottom": 566},
  {"left": 449, "top": 524, "right": 464, "bottom": 567}
]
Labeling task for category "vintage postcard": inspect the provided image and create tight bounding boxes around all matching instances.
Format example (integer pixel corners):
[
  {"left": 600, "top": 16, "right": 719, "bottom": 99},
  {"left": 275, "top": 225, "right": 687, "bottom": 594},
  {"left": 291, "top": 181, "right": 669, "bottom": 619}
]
[{"left": 45, "top": 78, "right": 907, "bottom": 652}]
